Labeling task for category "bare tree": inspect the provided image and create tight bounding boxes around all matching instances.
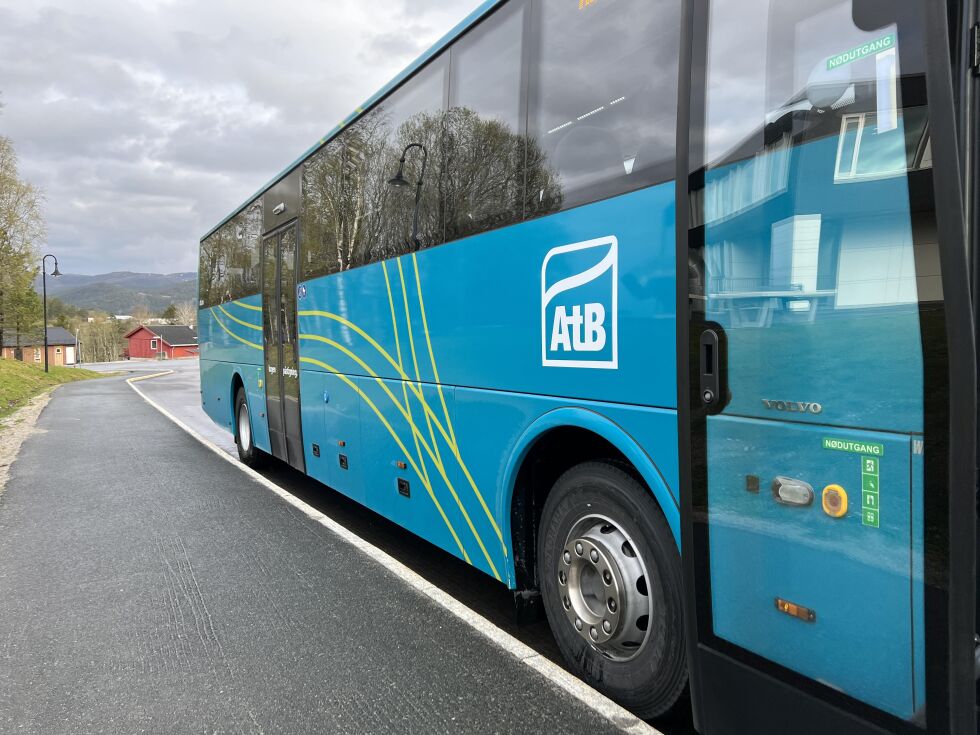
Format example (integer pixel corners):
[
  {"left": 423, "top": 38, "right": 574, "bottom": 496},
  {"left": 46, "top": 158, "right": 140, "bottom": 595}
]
[
  {"left": 131, "top": 304, "right": 152, "bottom": 325},
  {"left": 174, "top": 300, "right": 197, "bottom": 327},
  {"left": 78, "top": 320, "right": 123, "bottom": 363}
]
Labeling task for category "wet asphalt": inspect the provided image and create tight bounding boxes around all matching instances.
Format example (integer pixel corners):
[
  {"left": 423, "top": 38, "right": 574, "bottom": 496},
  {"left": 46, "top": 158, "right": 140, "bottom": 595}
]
[{"left": 0, "top": 364, "right": 695, "bottom": 734}]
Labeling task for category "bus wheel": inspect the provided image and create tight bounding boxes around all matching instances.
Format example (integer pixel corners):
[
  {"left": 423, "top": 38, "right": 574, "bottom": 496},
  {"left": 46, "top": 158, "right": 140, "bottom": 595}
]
[
  {"left": 538, "top": 461, "right": 686, "bottom": 719},
  {"left": 235, "top": 387, "right": 266, "bottom": 469}
]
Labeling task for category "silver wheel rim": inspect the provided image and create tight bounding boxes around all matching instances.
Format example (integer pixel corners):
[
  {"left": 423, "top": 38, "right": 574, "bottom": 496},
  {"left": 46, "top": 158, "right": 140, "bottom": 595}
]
[
  {"left": 238, "top": 402, "right": 252, "bottom": 452},
  {"left": 558, "top": 514, "right": 653, "bottom": 662}
]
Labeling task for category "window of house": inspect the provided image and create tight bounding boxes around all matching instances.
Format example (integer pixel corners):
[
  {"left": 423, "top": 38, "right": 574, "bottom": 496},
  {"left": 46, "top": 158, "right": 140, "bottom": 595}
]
[
  {"left": 150, "top": 339, "right": 158, "bottom": 350},
  {"left": 55, "top": 348, "right": 62, "bottom": 354},
  {"left": 33, "top": 348, "right": 40, "bottom": 362}
]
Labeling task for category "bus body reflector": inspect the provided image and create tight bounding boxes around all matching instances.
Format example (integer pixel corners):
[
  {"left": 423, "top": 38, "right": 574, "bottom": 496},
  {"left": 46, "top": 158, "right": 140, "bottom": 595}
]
[
  {"left": 822, "top": 484, "right": 848, "bottom": 518},
  {"left": 775, "top": 597, "right": 816, "bottom": 623}
]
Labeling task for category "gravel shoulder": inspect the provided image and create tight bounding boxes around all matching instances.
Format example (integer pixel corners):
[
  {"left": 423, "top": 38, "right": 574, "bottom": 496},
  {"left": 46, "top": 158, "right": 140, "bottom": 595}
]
[{"left": 0, "top": 388, "right": 53, "bottom": 495}]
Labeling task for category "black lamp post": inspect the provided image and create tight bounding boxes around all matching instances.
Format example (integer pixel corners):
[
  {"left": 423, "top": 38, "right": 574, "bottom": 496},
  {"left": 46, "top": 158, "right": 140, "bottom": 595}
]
[
  {"left": 388, "top": 143, "right": 428, "bottom": 249},
  {"left": 41, "top": 253, "right": 61, "bottom": 373}
]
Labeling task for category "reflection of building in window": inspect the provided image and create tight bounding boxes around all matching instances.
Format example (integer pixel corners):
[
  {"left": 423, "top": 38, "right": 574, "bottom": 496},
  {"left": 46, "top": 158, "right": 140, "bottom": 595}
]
[
  {"left": 834, "top": 111, "right": 931, "bottom": 183},
  {"left": 694, "top": 134, "right": 791, "bottom": 227}
]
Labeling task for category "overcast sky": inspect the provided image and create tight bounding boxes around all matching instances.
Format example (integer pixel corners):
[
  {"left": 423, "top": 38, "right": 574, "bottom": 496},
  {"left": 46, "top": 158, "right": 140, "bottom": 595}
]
[{"left": 0, "top": 0, "right": 479, "bottom": 275}]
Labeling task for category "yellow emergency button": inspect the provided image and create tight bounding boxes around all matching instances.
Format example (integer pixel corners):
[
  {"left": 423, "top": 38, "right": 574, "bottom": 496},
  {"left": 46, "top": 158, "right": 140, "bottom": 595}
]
[{"left": 822, "top": 484, "right": 848, "bottom": 518}]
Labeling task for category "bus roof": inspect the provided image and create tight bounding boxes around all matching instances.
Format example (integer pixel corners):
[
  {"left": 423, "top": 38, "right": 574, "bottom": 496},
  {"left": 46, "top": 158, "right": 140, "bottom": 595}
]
[{"left": 201, "top": 0, "right": 504, "bottom": 243}]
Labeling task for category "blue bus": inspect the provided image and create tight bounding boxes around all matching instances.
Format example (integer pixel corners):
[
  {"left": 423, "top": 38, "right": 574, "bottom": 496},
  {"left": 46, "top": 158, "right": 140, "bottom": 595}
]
[{"left": 199, "top": 1, "right": 978, "bottom": 731}]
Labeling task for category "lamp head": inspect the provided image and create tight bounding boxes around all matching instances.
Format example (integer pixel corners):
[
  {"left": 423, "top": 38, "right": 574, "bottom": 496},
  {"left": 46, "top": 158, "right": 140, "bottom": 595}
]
[
  {"left": 388, "top": 159, "right": 409, "bottom": 188},
  {"left": 51, "top": 263, "right": 61, "bottom": 277}
]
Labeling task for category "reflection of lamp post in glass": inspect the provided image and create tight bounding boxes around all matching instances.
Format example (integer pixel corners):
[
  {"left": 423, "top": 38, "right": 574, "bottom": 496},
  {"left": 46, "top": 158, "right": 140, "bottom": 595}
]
[
  {"left": 388, "top": 143, "right": 428, "bottom": 249},
  {"left": 41, "top": 253, "right": 61, "bottom": 373}
]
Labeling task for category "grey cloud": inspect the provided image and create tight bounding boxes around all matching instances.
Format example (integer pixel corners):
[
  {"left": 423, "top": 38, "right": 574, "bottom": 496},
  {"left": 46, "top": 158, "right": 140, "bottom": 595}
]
[{"left": 0, "top": 0, "right": 478, "bottom": 274}]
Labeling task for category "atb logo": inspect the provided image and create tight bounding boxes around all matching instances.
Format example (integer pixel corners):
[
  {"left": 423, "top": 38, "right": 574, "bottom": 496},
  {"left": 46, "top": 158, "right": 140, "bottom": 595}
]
[{"left": 541, "top": 236, "right": 618, "bottom": 369}]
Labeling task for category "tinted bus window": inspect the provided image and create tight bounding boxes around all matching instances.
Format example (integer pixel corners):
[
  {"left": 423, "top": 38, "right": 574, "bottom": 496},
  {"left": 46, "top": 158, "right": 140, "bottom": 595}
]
[
  {"left": 354, "top": 57, "right": 448, "bottom": 265},
  {"left": 445, "top": 1, "right": 529, "bottom": 241},
  {"left": 199, "top": 200, "right": 262, "bottom": 306},
  {"left": 199, "top": 232, "right": 224, "bottom": 308},
  {"left": 302, "top": 130, "right": 378, "bottom": 280},
  {"left": 226, "top": 201, "right": 263, "bottom": 300},
  {"left": 528, "top": 0, "right": 680, "bottom": 214}
]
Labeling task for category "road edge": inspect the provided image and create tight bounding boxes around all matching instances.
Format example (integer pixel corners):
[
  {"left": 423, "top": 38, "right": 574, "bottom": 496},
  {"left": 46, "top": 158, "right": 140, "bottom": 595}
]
[{"left": 126, "top": 373, "right": 661, "bottom": 735}]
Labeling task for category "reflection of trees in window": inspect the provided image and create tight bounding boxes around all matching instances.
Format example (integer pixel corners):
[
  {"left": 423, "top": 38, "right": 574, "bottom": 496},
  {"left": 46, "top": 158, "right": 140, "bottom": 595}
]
[
  {"left": 443, "top": 106, "right": 559, "bottom": 241},
  {"left": 198, "top": 200, "right": 262, "bottom": 306},
  {"left": 225, "top": 201, "right": 262, "bottom": 300},
  {"left": 302, "top": 111, "right": 389, "bottom": 278},
  {"left": 301, "top": 105, "right": 561, "bottom": 281},
  {"left": 199, "top": 233, "right": 225, "bottom": 308}
]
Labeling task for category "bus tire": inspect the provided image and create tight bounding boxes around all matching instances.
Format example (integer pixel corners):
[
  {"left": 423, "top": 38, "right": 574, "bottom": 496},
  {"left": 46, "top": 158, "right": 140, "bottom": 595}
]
[
  {"left": 235, "top": 387, "right": 267, "bottom": 469},
  {"left": 538, "top": 461, "right": 687, "bottom": 719}
]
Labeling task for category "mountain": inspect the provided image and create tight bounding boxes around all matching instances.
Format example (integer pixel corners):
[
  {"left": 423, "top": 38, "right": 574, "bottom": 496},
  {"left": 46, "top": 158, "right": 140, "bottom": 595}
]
[{"left": 36, "top": 271, "right": 197, "bottom": 315}]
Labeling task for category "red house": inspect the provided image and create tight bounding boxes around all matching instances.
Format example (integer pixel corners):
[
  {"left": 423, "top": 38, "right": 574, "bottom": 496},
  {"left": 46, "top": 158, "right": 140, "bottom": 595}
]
[{"left": 124, "top": 324, "right": 198, "bottom": 360}]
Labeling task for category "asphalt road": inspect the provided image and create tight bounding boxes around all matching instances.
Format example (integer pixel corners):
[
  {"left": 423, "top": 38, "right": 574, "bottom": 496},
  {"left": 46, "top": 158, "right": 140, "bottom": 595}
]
[{"left": 4, "top": 362, "right": 695, "bottom": 734}]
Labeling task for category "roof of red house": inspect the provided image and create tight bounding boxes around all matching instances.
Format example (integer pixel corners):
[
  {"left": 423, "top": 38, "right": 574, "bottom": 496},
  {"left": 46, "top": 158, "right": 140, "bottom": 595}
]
[{"left": 124, "top": 324, "right": 198, "bottom": 346}]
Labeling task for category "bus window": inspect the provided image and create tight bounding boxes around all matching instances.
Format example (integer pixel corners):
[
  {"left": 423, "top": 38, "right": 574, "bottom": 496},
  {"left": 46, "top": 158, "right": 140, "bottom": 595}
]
[
  {"left": 444, "top": 0, "right": 528, "bottom": 241},
  {"left": 356, "top": 56, "right": 448, "bottom": 265},
  {"left": 225, "top": 201, "right": 262, "bottom": 299},
  {"left": 302, "top": 135, "right": 370, "bottom": 280},
  {"left": 528, "top": 0, "right": 680, "bottom": 215},
  {"left": 199, "top": 200, "right": 262, "bottom": 306}
]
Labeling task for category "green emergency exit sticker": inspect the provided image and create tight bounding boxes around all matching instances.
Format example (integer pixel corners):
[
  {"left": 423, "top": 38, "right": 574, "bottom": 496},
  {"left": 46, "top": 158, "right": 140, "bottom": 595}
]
[
  {"left": 827, "top": 33, "right": 896, "bottom": 70},
  {"left": 822, "top": 437, "right": 885, "bottom": 457},
  {"left": 861, "top": 455, "right": 880, "bottom": 529}
]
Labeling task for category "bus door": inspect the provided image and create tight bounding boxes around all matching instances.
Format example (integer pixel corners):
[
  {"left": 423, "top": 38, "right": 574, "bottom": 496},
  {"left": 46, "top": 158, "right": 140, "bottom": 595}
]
[
  {"left": 680, "top": 1, "right": 976, "bottom": 733},
  {"left": 262, "top": 222, "right": 305, "bottom": 473}
]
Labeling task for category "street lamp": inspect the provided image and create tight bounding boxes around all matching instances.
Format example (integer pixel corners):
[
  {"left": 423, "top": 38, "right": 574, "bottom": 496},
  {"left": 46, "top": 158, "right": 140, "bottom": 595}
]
[
  {"left": 388, "top": 142, "right": 428, "bottom": 249},
  {"left": 41, "top": 253, "right": 61, "bottom": 373}
]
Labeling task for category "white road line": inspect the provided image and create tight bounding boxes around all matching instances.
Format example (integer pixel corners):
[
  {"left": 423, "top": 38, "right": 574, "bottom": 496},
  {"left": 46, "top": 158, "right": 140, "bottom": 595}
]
[{"left": 126, "top": 374, "right": 662, "bottom": 735}]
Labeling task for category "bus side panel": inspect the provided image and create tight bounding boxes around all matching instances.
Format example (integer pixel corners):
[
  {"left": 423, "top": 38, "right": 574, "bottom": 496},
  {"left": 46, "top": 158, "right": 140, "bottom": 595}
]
[
  {"left": 296, "top": 182, "right": 677, "bottom": 412},
  {"left": 198, "top": 295, "right": 265, "bottom": 366},
  {"left": 198, "top": 358, "right": 270, "bottom": 454},
  {"left": 198, "top": 294, "right": 270, "bottom": 453},
  {"left": 299, "top": 369, "right": 365, "bottom": 505},
  {"left": 706, "top": 416, "right": 916, "bottom": 718},
  {"left": 293, "top": 368, "right": 680, "bottom": 587}
]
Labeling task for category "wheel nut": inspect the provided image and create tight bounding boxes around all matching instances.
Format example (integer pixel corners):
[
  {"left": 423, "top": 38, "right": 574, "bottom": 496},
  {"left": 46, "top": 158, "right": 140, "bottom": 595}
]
[
  {"left": 602, "top": 620, "right": 612, "bottom": 634},
  {"left": 590, "top": 549, "right": 599, "bottom": 563},
  {"left": 575, "top": 542, "right": 584, "bottom": 556},
  {"left": 608, "top": 598, "right": 617, "bottom": 613},
  {"left": 563, "top": 551, "right": 571, "bottom": 564},
  {"left": 558, "top": 571, "right": 567, "bottom": 585},
  {"left": 563, "top": 597, "right": 571, "bottom": 610},
  {"left": 575, "top": 618, "right": 583, "bottom": 631},
  {"left": 590, "top": 627, "right": 599, "bottom": 641},
  {"left": 603, "top": 570, "right": 613, "bottom": 585}
]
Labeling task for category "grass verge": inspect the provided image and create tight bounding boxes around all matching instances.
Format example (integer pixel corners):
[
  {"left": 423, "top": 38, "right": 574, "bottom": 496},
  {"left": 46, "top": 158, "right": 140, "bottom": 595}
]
[{"left": 0, "top": 360, "right": 106, "bottom": 419}]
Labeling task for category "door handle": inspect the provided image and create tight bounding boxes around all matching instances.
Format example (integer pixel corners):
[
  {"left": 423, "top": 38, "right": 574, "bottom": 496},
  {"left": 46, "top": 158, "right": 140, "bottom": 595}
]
[{"left": 699, "top": 329, "right": 721, "bottom": 406}]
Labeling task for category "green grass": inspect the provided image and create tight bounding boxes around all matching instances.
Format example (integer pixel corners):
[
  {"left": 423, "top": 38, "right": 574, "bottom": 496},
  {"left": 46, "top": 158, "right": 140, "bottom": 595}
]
[{"left": 0, "top": 359, "right": 106, "bottom": 419}]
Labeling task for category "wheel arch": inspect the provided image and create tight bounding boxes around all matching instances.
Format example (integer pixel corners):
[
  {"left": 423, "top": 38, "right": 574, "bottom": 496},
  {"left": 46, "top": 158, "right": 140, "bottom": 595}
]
[
  {"left": 230, "top": 371, "right": 246, "bottom": 430},
  {"left": 502, "top": 407, "right": 680, "bottom": 590}
]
